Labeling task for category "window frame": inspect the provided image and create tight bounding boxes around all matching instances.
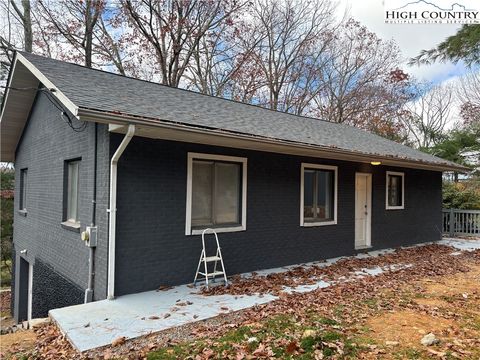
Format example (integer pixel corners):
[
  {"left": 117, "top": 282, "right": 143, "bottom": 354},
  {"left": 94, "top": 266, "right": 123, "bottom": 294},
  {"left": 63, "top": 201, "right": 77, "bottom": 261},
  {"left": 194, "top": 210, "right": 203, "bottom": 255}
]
[
  {"left": 63, "top": 159, "right": 81, "bottom": 226},
  {"left": 385, "top": 171, "right": 405, "bottom": 210},
  {"left": 185, "top": 152, "right": 247, "bottom": 235},
  {"left": 20, "top": 168, "right": 28, "bottom": 213},
  {"left": 300, "top": 163, "right": 338, "bottom": 227}
]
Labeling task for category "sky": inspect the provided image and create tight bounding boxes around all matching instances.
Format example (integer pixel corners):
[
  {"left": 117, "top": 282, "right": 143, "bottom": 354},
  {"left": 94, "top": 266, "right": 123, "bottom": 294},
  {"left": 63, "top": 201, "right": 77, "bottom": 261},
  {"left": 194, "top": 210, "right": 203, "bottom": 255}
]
[{"left": 337, "top": 0, "right": 470, "bottom": 84}]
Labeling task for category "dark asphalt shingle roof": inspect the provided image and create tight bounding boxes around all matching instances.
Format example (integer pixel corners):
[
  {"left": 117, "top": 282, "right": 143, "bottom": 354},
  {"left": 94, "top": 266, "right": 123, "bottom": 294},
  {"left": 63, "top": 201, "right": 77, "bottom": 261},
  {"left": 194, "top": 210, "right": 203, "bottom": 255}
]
[{"left": 20, "top": 51, "right": 461, "bottom": 169}]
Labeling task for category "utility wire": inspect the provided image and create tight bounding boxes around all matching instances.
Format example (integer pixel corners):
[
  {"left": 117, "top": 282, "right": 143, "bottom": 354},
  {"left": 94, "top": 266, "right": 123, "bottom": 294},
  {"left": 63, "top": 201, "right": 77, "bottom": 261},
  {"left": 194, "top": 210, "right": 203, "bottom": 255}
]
[{"left": 1, "top": 85, "right": 87, "bottom": 132}]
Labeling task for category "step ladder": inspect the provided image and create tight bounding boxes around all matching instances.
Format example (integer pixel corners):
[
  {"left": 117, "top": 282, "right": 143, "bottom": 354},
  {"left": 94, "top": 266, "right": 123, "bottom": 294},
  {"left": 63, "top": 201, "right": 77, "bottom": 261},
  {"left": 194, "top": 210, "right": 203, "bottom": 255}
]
[{"left": 193, "top": 228, "right": 228, "bottom": 288}]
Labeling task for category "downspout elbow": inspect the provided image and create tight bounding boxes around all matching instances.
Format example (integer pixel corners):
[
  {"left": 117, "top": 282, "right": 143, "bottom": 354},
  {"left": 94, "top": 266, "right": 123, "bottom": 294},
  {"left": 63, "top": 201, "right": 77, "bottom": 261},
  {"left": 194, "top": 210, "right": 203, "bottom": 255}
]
[{"left": 111, "top": 124, "right": 136, "bottom": 165}]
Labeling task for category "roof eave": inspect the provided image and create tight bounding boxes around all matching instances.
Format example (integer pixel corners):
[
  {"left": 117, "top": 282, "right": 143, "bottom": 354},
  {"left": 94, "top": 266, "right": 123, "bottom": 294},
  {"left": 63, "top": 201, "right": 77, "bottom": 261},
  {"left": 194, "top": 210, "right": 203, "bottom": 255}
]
[
  {"left": 0, "top": 51, "right": 80, "bottom": 162},
  {"left": 77, "top": 107, "right": 468, "bottom": 173}
]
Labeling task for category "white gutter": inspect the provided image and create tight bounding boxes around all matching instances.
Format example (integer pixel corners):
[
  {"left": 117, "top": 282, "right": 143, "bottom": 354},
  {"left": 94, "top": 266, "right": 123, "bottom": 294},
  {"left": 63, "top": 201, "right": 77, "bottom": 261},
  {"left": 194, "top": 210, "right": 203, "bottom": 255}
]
[
  {"left": 107, "top": 124, "right": 135, "bottom": 300},
  {"left": 78, "top": 108, "right": 468, "bottom": 173}
]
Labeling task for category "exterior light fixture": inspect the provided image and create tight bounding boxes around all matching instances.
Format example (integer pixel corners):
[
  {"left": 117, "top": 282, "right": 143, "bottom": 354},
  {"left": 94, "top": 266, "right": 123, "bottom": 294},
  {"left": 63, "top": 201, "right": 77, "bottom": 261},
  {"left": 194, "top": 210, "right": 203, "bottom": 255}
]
[{"left": 370, "top": 161, "right": 381, "bottom": 166}]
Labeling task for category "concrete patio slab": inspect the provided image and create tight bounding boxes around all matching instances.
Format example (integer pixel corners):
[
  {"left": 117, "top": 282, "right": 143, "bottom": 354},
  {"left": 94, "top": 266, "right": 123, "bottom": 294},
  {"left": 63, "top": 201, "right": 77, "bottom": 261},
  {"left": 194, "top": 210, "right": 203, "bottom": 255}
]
[
  {"left": 49, "top": 238, "right": 479, "bottom": 352},
  {"left": 439, "top": 237, "right": 480, "bottom": 251}
]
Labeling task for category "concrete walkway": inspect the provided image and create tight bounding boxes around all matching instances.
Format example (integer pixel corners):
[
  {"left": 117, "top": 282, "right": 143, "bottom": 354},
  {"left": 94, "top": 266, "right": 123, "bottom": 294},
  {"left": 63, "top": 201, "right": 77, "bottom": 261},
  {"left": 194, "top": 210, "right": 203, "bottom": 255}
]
[{"left": 49, "top": 238, "right": 478, "bottom": 351}]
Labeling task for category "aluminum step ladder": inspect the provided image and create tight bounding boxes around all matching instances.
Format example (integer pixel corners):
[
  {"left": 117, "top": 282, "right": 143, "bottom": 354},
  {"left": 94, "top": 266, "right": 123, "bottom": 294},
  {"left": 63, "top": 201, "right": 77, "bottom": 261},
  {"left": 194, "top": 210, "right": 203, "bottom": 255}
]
[{"left": 193, "top": 228, "right": 228, "bottom": 288}]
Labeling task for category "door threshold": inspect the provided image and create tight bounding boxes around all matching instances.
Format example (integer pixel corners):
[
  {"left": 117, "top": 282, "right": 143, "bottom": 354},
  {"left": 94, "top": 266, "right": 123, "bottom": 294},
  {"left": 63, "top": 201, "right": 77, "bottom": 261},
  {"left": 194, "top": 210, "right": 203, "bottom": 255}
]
[{"left": 355, "top": 245, "right": 373, "bottom": 251}]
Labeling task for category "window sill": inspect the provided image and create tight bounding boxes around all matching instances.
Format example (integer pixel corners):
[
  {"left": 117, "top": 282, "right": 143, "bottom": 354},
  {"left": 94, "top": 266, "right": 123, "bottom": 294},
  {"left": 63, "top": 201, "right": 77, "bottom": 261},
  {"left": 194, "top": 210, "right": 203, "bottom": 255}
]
[
  {"left": 61, "top": 221, "right": 81, "bottom": 232},
  {"left": 189, "top": 226, "right": 245, "bottom": 236},
  {"left": 301, "top": 220, "right": 337, "bottom": 227},
  {"left": 18, "top": 210, "right": 27, "bottom": 217},
  {"left": 386, "top": 206, "right": 404, "bottom": 210}
]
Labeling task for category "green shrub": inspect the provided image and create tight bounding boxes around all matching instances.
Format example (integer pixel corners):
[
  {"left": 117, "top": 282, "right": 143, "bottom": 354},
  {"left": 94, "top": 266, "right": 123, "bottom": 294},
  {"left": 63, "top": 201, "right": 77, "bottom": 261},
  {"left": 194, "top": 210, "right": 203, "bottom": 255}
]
[
  {"left": 443, "top": 180, "right": 480, "bottom": 210},
  {"left": 1, "top": 168, "right": 14, "bottom": 287}
]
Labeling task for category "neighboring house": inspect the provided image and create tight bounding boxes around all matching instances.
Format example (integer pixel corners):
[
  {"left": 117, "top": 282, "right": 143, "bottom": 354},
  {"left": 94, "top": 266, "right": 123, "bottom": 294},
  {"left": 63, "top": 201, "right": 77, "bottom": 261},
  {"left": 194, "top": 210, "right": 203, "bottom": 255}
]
[{"left": 0, "top": 52, "right": 465, "bottom": 323}]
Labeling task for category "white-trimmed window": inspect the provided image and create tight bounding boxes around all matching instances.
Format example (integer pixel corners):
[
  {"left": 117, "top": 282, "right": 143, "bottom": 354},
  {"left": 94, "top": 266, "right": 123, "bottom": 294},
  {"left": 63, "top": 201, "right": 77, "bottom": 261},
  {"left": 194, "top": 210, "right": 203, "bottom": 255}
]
[
  {"left": 65, "top": 160, "right": 80, "bottom": 223},
  {"left": 186, "top": 153, "right": 247, "bottom": 235},
  {"left": 386, "top": 171, "right": 404, "bottom": 210},
  {"left": 300, "top": 163, "right": 338, "bottom": 226},
  {"left": 20, "top": 168, "right": 28, "bottom": 212}
]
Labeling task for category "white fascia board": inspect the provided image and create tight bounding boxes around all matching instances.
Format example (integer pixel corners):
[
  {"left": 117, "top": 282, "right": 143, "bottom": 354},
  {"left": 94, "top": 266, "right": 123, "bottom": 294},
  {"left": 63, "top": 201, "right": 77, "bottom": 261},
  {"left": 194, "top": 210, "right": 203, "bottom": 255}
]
[
  {"left": 0, "top": 57, "right": 18, "bottom": 124},
  {"left": 16, "top": 53, "right": 79, "bottom": 117}
]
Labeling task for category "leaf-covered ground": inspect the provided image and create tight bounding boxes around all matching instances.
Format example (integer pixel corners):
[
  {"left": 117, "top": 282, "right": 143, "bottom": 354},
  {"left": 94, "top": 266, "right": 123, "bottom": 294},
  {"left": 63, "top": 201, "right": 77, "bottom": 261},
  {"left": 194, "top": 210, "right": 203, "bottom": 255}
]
[{"left": 3, "top": 243, "right": 480, "bottom": 360}]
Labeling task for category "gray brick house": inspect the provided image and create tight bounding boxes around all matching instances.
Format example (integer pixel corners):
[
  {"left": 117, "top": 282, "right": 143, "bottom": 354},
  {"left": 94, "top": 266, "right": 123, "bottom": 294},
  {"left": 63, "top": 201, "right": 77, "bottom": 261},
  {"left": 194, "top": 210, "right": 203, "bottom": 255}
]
[{"left": 1, "top": 52, "right": 465, "bottom": 323}]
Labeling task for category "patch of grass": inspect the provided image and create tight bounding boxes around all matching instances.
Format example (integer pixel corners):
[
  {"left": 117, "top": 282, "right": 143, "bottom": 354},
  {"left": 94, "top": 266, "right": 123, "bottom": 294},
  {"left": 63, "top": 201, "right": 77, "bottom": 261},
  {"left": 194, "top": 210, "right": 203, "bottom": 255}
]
[
  {"left": 413, "top": 292, "right": 427, "bottom": 299},
  {"left": 398, "top": 348, "right": 422, "bottom": 359},
  {"left": 333, "top": 305, "right": 345, "bottom": 318},
  {"left": 300, "top": 335, "right": 322, "bottom": 351},
  {"left": 471, "top": 318, "right": 480, "bottom": 331},
  {"left": 343, "top": 338, "right": 359, "bottom": 356},
  {"left": 356, "top": 325, "right": 372, "bottom": 334},
  {"left": 147, "top": 347, "right": 179, "bottom": 360},
  {"left": 363, "top": 298, "right": 378, "bottom": 308},
  {"left": 318, "top": 317, "right": 338, "bottom": 326},
  {"left": 323, "top": 347, "right": 334, "bottom": 357},
  {"left": 220, "top": 326, "right": 252, "bottom": 343},
  {"left": 440, "top": 295, "right": 456, "bottom": 303},
  {"left": 322, "top": 331, "right": 342, "bottom": 342}
]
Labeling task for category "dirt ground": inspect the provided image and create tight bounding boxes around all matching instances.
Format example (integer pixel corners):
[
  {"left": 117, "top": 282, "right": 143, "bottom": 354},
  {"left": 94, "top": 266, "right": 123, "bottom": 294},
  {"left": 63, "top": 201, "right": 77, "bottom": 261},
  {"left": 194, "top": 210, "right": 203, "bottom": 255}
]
[
  {"left": 1, "top": 244, "right": 479, "bottom": 359},
  {"left": 364, "top": 265, "right": 480, "bottom": 359},
  {"left": 0, "top": 331, "right": 37, "bottom": 355},
  {"left": 367, "top": 311, "right": 456, "bottom": 347}
]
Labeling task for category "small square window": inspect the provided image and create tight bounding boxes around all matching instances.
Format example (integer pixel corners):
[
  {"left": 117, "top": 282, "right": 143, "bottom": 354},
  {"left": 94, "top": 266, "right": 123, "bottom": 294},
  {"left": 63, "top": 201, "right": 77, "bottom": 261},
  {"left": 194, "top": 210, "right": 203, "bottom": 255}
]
[
  {"left": 20, "top": 168, "right": 27, "bottom": 211},
  {"left": 65, "top": 160, "right": 80, "bottom": 223},
  {"left": 386, "top": 171, "right": 404, "bottom": 209}
]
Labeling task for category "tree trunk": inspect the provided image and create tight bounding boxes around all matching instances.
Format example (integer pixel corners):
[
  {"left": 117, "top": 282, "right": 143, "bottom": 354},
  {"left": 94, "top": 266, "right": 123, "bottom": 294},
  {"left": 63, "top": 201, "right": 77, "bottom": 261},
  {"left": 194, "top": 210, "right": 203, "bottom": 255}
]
[
  {"left": 84, "top": 0, "right": 93, "bottom": 67},
  {"left": 21, "top": 0, "right": 33, "bottom": 52}
]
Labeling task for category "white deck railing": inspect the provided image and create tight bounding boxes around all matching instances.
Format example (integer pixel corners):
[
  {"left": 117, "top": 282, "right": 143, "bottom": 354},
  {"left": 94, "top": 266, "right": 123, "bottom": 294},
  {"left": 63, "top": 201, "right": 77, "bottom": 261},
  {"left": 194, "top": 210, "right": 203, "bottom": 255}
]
[{"left": 442, "top": 209, "right": 480, "bottom": 236}]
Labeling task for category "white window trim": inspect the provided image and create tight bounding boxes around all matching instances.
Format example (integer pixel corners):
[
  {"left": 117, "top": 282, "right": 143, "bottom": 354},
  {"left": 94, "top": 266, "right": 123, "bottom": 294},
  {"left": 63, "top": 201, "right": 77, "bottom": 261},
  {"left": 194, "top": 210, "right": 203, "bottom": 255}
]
[
  {"left": 185, "top": 152, "right": 247, "bottom": 235},
  {"left": 20, "top": 168, "right": 27, "bottom": 211},
  {"left": 300, "top": 163, "right": 338, "bottom": 227},
  {"left": 386, "top": 171, "right": 405, "bottom": 210},
  {"left": 66, "top": 160, "right": 80, "bottom": 223}
]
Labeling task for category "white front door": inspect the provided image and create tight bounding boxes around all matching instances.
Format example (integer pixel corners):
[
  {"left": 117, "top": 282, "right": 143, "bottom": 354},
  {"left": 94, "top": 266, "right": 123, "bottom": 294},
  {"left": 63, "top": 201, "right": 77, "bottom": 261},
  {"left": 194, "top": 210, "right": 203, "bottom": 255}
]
[{"left": 355, "top": 173, "right": 372, "bottom": 249}]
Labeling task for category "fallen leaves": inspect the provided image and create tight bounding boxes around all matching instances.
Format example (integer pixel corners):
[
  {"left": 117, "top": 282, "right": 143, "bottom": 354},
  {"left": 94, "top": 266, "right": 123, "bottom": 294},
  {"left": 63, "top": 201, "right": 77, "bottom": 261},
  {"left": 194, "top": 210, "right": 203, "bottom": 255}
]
[
  {"left": 285, "top": 340, "right": 299, "bottom": 354},
  {"left": 156, "top": 285, "right": 173, "bottom": 291},
  {"left": 111, "top": 336, "right": 126, "bottom": 347},
  {"left": 11, "top": 243, "right": 480, "bottom": 360},
  {"left": 203, "top": 244, "right": 477, "bottom": 297}
]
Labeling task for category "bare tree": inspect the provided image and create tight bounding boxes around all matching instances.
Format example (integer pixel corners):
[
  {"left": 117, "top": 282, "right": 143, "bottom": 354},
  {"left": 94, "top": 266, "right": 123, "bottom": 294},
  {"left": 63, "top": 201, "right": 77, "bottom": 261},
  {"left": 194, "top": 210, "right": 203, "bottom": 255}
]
[
  {"left": 93, "top": 14, "right": 127, "bottom": 75},
  {"left": 122, "top": 0, "right": 245, "bottom": 88},
  {"left": 37, "top": 0, "right": 104, "bottom": 67},
  {"left": 456, "top": 70, "right": 480, "bottom": 128},
  {"left": 313, "top": 20, "right": 405, "bottom": 126},
  {"left": 184, "top": 15, "right": 263, "bottom": 98},
  {"left": 0, "top": 0, "right": 32, "bottom": 71},
  {"left": 245, "top": 0, "right": 336, "bottom": 111},
  {"left": 403, "top": 83, "right": 454, "bottom": 149}
]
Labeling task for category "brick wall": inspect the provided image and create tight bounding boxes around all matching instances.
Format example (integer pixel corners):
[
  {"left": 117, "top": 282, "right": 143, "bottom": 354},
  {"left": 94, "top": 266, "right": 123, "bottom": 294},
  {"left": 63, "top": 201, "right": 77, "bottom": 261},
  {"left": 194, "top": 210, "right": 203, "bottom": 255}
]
[
  {"left": 12, "top": 90, "right": 110, "bottom": 321},
  {"left": 112, "top": 135, "right": 442, "bottom": 296}
]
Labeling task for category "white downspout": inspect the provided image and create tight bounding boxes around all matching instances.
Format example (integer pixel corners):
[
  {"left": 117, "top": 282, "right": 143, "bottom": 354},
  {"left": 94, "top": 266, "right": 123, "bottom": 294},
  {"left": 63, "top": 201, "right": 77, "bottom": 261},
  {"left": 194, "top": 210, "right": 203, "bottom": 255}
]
[{"left": 107, "top": 124, "right": 135, "bottom": 300}]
